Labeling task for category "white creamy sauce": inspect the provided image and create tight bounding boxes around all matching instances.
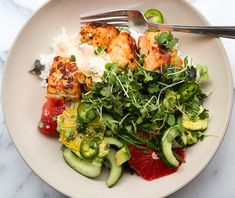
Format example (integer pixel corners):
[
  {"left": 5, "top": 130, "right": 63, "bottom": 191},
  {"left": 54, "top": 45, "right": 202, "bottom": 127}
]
[
  {"left": 76, "top": 43, "right": 110, "bottom": 82},
  {"left": 128, "top": 28, "right": 142, "bottom": 43},
  {"left": 39, "top": 28, "right": 111, "bottom": 84}
]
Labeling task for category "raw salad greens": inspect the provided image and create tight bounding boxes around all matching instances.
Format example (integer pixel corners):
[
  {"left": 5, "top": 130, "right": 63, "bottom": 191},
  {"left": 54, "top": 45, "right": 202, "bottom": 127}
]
[
  {"left": 58, "top": 56, "right": 209, "bottom": 186},
  {"left": 81, "top": 56, "right": 209, "bottom": 149}
]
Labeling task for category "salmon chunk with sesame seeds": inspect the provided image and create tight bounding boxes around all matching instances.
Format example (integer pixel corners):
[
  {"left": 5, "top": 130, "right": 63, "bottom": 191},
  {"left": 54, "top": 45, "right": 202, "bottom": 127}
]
[
  {"left": 80, "top": 23, "right": 120, "bottom": 47},
  {"left": 108, "top": 32, "right": 138, "bottom": 70},
  {"left": 138, "top": 32, "right": 182, "bottom": 71}
]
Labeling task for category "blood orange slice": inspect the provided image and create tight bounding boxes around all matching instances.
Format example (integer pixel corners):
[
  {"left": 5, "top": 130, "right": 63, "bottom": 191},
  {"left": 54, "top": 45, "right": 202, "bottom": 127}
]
[
  {"left": 38, "top": 115, "right": 57, "bottom": 136},
  {"left": 39, "top": 97, "right": 65, "bottom": 136},
  {"left": 42, "top": 97, "right": 65, "bottom": 117},
  {"left": 128, "top": 145, "right": 185, "bottom": 181}
]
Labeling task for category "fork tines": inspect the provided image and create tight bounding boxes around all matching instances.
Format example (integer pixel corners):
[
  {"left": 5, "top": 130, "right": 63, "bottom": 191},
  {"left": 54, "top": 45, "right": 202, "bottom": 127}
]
[{"left": 80, "top": 10, "right": 129, "bottom": 27}]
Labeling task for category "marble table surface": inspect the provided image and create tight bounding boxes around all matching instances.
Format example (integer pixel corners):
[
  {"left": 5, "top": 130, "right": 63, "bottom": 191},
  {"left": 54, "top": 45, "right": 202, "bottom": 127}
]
[{"left": 0, "top": 0, "right": 234, "bottom": 197}]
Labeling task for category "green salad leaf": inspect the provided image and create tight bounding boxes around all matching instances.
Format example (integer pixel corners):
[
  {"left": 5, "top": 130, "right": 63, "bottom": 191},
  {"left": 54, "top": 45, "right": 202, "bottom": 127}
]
[
  {"left": 29, "top": 59, "right": 45, "bottom": 75},
  {"left": 81, "top": 58, "right": 209, "bottom": 150},
  {"left": 155, "top": 32, "right": 178, "bottom": 52},
  {"left": 196, "top": 64, "right": 209, "bottom": 82}
]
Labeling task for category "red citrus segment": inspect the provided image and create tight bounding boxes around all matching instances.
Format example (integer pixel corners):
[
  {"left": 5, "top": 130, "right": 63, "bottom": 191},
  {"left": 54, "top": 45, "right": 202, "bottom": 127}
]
[
  {"left": 42, "top": 97, "right": 65, "bottom": 118},
  {"left": 38, "top": 116, "right": 57, "bottom": 136},
  {"left": 39, "top": 97, "right": 65, "bottom": 136},
  {"left": 128, "top": 145, "right": 185, "bottom": 181}
]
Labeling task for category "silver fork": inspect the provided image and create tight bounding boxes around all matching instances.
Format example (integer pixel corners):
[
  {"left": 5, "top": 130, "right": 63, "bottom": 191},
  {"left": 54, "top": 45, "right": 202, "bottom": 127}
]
[{"left": 80, "top": 9, "right": 235, "bottom": 39}]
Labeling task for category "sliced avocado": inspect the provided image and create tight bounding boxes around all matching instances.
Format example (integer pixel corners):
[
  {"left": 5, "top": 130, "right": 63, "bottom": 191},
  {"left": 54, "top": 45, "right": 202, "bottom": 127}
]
[
  {"left": 104, "top": 137, "right": 124, "bottom": 149},
  {"left": 106, "top": 149, "right": 123, "bottom": 188},
  {"left": 115, "top": 145, "right": 130, "bottom": 166},
  {"left": 165, "top": 90, "right": 177, "bottom": 99},
  {"left": 182, "top": 114, "right": 208, "bottom": 131},
  {"left": 63, "top": 147, "right": 102, "bottom": 178},
  {"left": 161, "top": 126, "right": 180, "bottom": 167}
]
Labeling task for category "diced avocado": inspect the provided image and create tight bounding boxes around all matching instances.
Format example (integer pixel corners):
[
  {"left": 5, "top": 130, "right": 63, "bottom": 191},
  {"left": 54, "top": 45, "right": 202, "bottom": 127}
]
[
  {"left": 115, "top": 145, "right": 130, "bottom": 166},
  {"left": 182, "top": 114, "right": 208, "bottom": 131},
  {"left": 163, "top": 90, "right": 177, "bottom": 109},
  {"left": 185, "top": 131, "right": 207, "bottom": 145},
  {"left": 98, "top": 140, "right": 110, "bottom": 158},
  {"left": 56, "top": 124, "right": 62, "bottom": 133},
  {"left": 161, "top": 126, "right": 180, "bottom": 167},
  {"left": 57, "top": 106, "right": 77, "bottom": 134},
  {"left": 186, "top": 131, "right": 198, "bottom": 145},
  {"left": 106, "top": 149, "right": 123, "bottom": 188},
  {"left": 104, "top": 137, "right": 124, "bottom": 149},
  {"left": 165, "top": 90, "right": 177, "bottom": 99},
  {"left": 63, "top": 147, "right": 103, "bottom": 178}
]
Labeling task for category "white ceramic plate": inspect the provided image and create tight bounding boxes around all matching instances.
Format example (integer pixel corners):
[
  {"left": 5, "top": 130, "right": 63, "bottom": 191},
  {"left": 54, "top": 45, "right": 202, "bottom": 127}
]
[{"left": 2, "top": 0, "right": 233, "bottom": 197}]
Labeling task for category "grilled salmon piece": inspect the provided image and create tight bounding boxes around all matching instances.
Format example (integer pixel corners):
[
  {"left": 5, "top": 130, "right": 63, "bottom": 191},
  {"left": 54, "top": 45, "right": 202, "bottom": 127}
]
[
  {"left": 138, "top": 32, "right": 182, "bottom": 71},
  {"left": 80, "top": 23, "right": 120, "bottom": 47},
  {"left": 47, "top": 56, "right": 91, "bottom": 101},
  {"left": 108, "top": 32, "right": 137, "bottom": 70}
]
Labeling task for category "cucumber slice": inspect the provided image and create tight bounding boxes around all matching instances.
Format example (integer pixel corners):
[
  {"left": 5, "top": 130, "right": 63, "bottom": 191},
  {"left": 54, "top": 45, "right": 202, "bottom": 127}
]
[
  {"left": 104, "top": 137, "right": 124, "bottom": 149},
  {"left": 63, "top": 148, "right": 102, "bottom": 178},
  {"left": 106, "top": 149, "right": 123, "bottom": 188},
  {"left": 72, "top": 149, "right": 84, "bottom": 159},
  {"left": 161, "top": 126, "right": 180, "bottom": 167}
]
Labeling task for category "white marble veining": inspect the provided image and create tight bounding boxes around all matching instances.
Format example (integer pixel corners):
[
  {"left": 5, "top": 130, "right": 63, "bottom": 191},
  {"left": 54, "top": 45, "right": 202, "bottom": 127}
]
[{"left": 0, "top": 0, "right": 234, "bottom": 197}]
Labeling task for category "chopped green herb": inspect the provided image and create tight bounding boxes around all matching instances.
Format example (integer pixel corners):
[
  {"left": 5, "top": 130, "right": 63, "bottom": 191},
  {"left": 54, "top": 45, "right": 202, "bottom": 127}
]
[
  {"left": 65, "top": 128, "right": 73, "bottom": 138},
  {"left": 29, "top": 59, "right": 45, "bottom": 75},
  {"left": 118, "top": 27, "right": 131, "bottom": 32},
  {"left": 155, "top": 32, "right": 178, "bottom": 52},
  {"left": 196, "top": 64, "right": 209, "bottom": 82},
  {"left": 167, "top": 114, "right": 175, "bottom": 126},
  {"left": 94, "top": 46, "right": 108, "bottom": 55},
  {"left": 70, "top": 55, "right": 76, "bottom": 62},
  {"left": 38, "top": 122, "right": 44, "bottom": 128},
  {"left": 137, "top": 54, "right": 145, "bottom": 66},
  {"left": 199, "top": 109, "right": 209, "bottom": 119}
]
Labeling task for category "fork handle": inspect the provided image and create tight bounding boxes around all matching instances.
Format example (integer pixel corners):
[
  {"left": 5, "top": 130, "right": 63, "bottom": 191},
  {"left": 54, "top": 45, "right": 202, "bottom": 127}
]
[{"left": 148, "top": 23, "right": 235, "bottom": 39}]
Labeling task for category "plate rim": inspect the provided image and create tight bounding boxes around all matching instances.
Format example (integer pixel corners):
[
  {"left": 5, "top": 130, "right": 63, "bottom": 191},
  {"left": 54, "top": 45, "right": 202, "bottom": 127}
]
[{"left": 1, "top": 0, "right": 234, "bottom": 197}]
